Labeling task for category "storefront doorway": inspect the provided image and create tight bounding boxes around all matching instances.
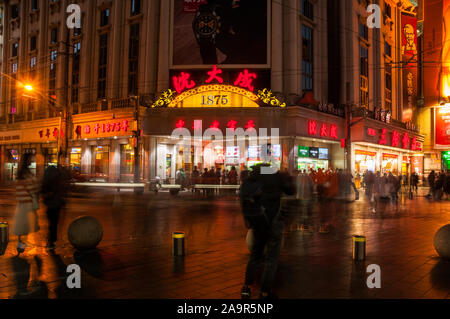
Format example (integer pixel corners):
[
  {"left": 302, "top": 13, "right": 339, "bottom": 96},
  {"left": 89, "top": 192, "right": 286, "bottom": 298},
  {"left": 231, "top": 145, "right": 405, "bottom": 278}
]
[
  {"left": 70, "top": 148, "right": 82, "bottom": 173},
  {"left": 91, "top": 146, "right": 110, "bottom": 180},
  {"left": 354, "top": 150, "right": 376, "bottom": 174},
  {"left": 43, "top": 147, "right": 58, "bottom": 168},
  {"left": 120, "top": 144, "right": 135, "bottom": 182},
  {"left": 4, "top": 149, "right": 19, "bottom": 181},
  {"left": 381, "top": 153, "right": 399, "bottom": 174}
]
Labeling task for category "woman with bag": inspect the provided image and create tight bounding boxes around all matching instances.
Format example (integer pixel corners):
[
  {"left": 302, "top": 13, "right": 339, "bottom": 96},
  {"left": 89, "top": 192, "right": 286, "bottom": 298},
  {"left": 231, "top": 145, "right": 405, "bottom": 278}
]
[{"left": 13, "top": 153, "right": 40, "bottom": 254}]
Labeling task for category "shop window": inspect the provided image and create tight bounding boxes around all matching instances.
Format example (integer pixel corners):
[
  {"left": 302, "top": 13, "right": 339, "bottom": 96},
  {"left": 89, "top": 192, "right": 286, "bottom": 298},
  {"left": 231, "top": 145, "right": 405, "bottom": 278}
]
[
  {"left": 91, "top": 146, "right": 110, "bottom": 179},
  {"left": 43, "top": 148, "right": 58, "bottom": 168},
  {"left": 359, "top": 21, "right": 368, "bottom": 41},
  {"left": 120, "top": 144, "right": 135, "bottom": 182},
  {"left": 70, "top": 147, "right": 82, "bottom": 173},
  {"left": 49, "top": 50, "right": 57, "bottom": 110}
]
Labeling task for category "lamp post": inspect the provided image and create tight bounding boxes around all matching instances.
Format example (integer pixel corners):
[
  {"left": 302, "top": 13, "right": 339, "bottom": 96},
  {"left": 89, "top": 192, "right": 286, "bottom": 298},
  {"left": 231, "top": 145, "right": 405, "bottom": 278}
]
[{"left": 132, "top": 96, "right": 141, "bottom": 185}]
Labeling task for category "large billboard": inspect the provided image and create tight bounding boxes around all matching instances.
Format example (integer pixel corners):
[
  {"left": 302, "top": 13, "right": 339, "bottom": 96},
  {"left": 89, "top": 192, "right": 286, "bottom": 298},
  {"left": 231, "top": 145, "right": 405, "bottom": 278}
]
[
  {"left": 435, "top": 106, "right": 450, "bottom": 148},
  {"left": 171, "top": 0, "right": 270, "bottom": 68},
  {"left": 401, "top": 13, "right": 418, "bottom": 123}
]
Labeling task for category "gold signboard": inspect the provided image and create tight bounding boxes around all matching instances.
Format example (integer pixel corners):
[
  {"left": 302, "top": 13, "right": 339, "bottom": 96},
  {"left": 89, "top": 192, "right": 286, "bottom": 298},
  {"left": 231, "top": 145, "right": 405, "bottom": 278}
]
[{"left": 73, "top": 118, "right": 135, "bottom": 139}]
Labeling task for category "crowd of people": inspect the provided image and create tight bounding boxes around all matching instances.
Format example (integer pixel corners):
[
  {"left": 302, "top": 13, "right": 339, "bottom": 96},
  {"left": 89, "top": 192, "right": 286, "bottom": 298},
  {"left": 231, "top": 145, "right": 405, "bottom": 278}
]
[
  {"left": 176, "top": 166, "right": 248, "bottom": 189},
  {"left": 295, "top": 168, "right": 358, "bottom": 201},
  {"left": 426, "top": 170, "right": 450, "bottom": 200}
]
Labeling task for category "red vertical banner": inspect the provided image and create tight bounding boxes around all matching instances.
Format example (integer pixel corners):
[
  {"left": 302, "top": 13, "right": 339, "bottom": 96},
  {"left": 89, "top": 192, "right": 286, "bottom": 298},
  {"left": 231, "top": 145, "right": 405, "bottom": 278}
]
[{"left": 401, "top": 14, "right": 418, "bottom": 123}]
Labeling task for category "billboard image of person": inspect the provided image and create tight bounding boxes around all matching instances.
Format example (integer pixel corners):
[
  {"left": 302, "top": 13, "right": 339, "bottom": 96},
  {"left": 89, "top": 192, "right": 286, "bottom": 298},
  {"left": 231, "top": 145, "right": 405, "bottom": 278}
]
[{"left": 172, "top": 0, "right": 269, "bottom": 66}]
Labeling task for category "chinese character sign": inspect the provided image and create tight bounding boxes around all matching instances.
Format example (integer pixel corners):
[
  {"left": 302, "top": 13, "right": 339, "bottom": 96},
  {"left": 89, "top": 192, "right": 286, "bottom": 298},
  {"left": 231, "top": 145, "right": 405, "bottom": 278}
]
[{"left": 75, "top": 119, "right": 133, "bottom": 139}]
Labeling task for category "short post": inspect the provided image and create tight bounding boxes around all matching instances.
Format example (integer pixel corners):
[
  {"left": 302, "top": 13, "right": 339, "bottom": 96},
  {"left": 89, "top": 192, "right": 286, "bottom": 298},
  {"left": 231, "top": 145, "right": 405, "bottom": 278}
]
[
  {"left": 0, "top": 222, "right": 9, "bottom": 256},
  {"left": 352, "top": 235, "right": 366, "bottom": 261},
  {"left": 172, "top": 232, "right": 185, "bottom": 256}
]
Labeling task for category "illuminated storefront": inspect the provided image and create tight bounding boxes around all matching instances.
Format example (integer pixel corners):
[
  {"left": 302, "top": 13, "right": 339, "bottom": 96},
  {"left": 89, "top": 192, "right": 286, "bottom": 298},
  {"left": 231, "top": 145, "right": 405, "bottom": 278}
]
[
  {"left": 71, "top": 113, "right": 138, "bottom": 182},
  {"left": 145, "top": 67, "right": 346, "bottom": 181},
  {"left": 351, "top": 118, "right": 424, "bottom": 178},
  {"left": 0, "top": 121, "right": 61, "bottom": 181}
]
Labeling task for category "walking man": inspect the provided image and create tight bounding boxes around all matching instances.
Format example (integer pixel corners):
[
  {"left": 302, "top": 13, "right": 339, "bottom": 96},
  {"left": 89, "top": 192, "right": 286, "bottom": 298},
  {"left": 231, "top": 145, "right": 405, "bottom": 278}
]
[
  {"left": 240, "top": 164, "right": 296, "bottom": 299},
  {"left": 41, "top": 165, "right": 70, "bottom": 250}
]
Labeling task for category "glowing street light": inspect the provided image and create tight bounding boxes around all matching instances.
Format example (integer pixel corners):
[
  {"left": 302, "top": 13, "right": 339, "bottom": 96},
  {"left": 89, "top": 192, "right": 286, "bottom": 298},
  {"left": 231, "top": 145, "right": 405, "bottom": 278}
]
[{"left": 24, "top": 84, "right": 34, "bottom": 91}]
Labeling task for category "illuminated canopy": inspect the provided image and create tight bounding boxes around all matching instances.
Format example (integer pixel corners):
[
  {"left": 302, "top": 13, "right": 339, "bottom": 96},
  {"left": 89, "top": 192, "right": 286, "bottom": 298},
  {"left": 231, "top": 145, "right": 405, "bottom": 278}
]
[{"left": 151, "top": 85, "right": 286, "bottom": 108}]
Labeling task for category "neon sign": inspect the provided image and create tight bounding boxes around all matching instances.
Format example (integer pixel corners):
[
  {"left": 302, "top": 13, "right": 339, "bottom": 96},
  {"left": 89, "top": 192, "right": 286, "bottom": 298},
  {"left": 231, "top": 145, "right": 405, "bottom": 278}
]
[
  {"left": 152, "top": 66, "right": 283, "bottom": 108},
  {"left": 307, "top": 120, "right": 338, "bottom": 139}
]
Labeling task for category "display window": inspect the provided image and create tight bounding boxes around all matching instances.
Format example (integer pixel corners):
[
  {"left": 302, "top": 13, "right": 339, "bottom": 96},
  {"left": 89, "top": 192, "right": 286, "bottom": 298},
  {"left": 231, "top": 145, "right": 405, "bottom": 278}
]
[
  {"left": 70, "top": 148, "right": 82, "bottom": 173},
  {"left": 382, "top": 153, "right": 398, "bottom": 174},
  {"left": 120, "top": 144, "right": 135, "bottom": 182},
  {"left": 355, "top": 150, "right": 376, "bottom": 174},
  {"left": 91, "top": 146, "right": 110, "bottom": 178},
  {"left": 5, "top": 149, "right": 19, "bottom": 181},
  {"left": 43, "top": 148, "right": 58, "bottom": 168}
]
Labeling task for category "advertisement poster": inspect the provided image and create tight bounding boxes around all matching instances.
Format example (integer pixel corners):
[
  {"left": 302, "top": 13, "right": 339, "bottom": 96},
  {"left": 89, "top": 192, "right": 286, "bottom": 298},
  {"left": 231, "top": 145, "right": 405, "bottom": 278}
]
[
  {"left": 435, "top": 106, "right": 450, "bottom": 147},
  {"left": 172, "top": 0, "right": 269, "bottom": 66},
  {"left": 401, "top": 13, "right": 418, "bottom": 123}
]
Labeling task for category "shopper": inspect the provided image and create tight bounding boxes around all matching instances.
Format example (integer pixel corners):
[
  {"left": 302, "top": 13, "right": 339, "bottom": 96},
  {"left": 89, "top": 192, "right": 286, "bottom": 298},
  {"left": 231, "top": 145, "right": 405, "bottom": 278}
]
[
  {"left": 13, "top": 153, "right": 40, "bottom": 254},
  {"left": 41, "top": 165, "right": 70, "bottom": 250},
  {"left": 428, "top": 170, "right": 436, "bottom": 198},
  {"left": 240, "top": 164, "right": 296, "bottom": 299}
]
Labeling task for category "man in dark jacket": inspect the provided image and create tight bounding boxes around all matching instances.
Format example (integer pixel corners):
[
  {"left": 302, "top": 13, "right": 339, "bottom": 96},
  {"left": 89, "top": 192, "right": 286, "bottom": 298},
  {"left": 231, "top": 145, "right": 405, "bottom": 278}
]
[
  {"left": 240, "top": 164, "right": 296, "bottom": 299},
  {"left": 41, "top": 165, "right": 70, "bottom": 250}
]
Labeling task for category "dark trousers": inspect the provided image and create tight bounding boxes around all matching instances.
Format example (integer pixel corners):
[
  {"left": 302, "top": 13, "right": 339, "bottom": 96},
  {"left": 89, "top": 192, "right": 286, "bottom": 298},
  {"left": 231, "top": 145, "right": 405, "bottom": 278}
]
[
  {"left": 245, "top": 218, "right": 283, "bottom": 293},
  {"left": 46, "top": 206, "right": 61, "bottom": 244}
]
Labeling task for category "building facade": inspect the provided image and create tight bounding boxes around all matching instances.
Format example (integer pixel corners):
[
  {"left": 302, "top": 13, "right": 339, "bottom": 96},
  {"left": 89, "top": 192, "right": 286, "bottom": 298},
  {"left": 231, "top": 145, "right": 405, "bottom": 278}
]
[{"left": 0, "top": 0, "right": 424, "bottom": 184}]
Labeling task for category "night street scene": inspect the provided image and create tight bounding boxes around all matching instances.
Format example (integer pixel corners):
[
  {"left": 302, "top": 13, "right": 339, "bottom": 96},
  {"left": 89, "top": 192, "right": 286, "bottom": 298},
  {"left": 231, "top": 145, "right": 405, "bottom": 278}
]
[{"left": 0, "top": 0, "right": 449, "bottom": 312}]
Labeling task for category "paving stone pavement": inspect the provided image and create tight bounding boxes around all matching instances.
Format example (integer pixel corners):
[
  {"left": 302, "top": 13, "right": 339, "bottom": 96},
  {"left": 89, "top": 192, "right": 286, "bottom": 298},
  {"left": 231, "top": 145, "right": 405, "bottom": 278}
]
[{"left": 0, "top": 187, "right": 449, "bottom": 299}]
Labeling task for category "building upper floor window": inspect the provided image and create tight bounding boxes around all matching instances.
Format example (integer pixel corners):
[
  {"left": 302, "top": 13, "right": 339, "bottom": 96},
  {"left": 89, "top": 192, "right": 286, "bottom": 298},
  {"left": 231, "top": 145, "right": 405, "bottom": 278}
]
[
  {"left": 12, "top": 43, "right": 19, "bottom": 57},
  {"left": 30, "top": 56, "right": 37, "bottom": 68},
  {"left": 302, "top": 25, "right": 313, "bottom": 91},
  {"left": 302, "top": 0, "right": 313, "bottom": 20},
  {"left": 50, "top": 50, "right": 58, "bottom": 61},
  {"left": 100, "top": 9, "right": 110, "bottom": 27},
  {"left": 360, "top": 45, "right": 368, "bottom": 77},
  {"left": 131, "top": 0, "right": 141, "bottom": 16},
  {"left": 30, "top": 36, "right": 37, "bottom": 51},
  {"left": 73, "top": 41, "right": 81, "bottom": 54},
  {"left": 50, "top": 28, "right": 58, "bottom": 44},
  {"left": 359, "top": 21, "right": 368, "bottom": 41},
  {"left": 12, "top": 63, "right": 18, "bottom": 73},
  {"left": 73, "top": 27, "right": 82, "bottom": 36},
  {"left": 11, "top": 4, "right": 19, "bottom": 19},
  {"left": 31, "top": 0, "right": 38, "bottom": 11}
]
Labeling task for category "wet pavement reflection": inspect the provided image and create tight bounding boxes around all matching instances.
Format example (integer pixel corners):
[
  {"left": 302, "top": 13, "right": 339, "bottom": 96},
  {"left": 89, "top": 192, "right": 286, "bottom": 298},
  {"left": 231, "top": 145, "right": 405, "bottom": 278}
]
[{"left": 0, "top": 187, "right": 449, "bottom": 299}]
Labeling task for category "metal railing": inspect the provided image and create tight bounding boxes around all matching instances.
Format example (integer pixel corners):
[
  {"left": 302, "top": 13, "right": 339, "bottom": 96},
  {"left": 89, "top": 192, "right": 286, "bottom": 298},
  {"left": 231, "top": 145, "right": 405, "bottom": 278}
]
[
  {"left": 81, "top": 102, "right": 98, "bottom": 113},
  {"left": 111, "top": 97, "right": 132, "bottom": 109}
]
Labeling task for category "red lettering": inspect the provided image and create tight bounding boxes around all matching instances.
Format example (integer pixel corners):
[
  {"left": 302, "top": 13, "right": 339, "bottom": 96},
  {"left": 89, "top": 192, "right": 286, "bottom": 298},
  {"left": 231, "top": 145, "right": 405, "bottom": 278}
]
[
  {"left": 205, "top": 65, "right": 224, "bottom": 84},
  {"left": 176, "top": 120, "right": 185, "bottom": 129},
  {"left": 234, "top": 70, "right": 257, "bottom": 91},
  {"left": 379, "top": 128, "right": 387, "bottom": 145},
  {"left": 227, "top": 120, "right": 238, "bottom": 130},
  {"left": 402, "top": 133, "right": 410, "bottom": 149},
  {"left": 172, "top": 72, "right": 196, "bottom": 94},
  {"left": 245, "top": 120, "right": 256, "bottom": 131},
  {"left": 392, "top": 131, "right": 400, "bottom": 147},
  {"left": 320, "top": 124, "right": 328, "bottom": 137},
  {"left": 308, "top": 120, "right": 317, "bottom": 135}
]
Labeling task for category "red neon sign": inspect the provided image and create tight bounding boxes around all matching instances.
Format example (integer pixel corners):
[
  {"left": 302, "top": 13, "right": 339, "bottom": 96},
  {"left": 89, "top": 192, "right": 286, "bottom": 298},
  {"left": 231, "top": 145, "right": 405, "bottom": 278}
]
[
  {"left": 209, "top": 120, "right": 220, "bottom": 129},
  {"left": 402, "top": 133, "right": 410, "bottom": 149},
  {"left": 173, "top": 72, "right": 196, "bottom": 94},
  {"left": 392, "top": 130, "right": 400, "bottom": 147},
  {"left": 367, "top": 128, "right": 377, "bottom": 136},
  {"left": 379, "top": 128, "right": 387, "bottom": 145},
  {"left": 245, "top": 120, "right": 256, "bottom": 131},
  {"left": 175, "top": 120, "right": 185, "bottom": 129},
  {"left": 227, "top": 120, "right": 238, "bottom": 131},
  {"left": 234, "top": 69, "right": 257, "bottom": 91},
  {"left": 320, "top": 124, "right": 328, "bottom": 137},
  {"left": 205, "top": 65, "right": 224, "bottom": 84},
  {"left": 330, "top": 124, "right": 338, "bottom": 139},
  {"left": 308, "top": 120, "right": 317, "bottom": 135}
]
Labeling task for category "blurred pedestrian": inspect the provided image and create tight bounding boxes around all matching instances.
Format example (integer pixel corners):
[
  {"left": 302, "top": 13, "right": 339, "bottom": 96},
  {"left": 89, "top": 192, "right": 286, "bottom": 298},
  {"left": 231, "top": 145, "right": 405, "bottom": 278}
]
[
  {"left": 13, "top": 153, "right": 40, "bottom": 254},
  {"left": 240, "top": 164, "right": 296, "bottom": 299},
  {"left": 41, "top": 165, "right": 70, "bottom": 250},
  {"left": 228, "top": 166, "right": 238, "bottom": 185},
  {"left": 240, "top": 166, "right": 249, "bottom": 184},
  {"left": 428, "top": 170, "right": 436, "bottom": 198},
  {"left": 411, "top": 172, "right": 419, "bottom": 194}
]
